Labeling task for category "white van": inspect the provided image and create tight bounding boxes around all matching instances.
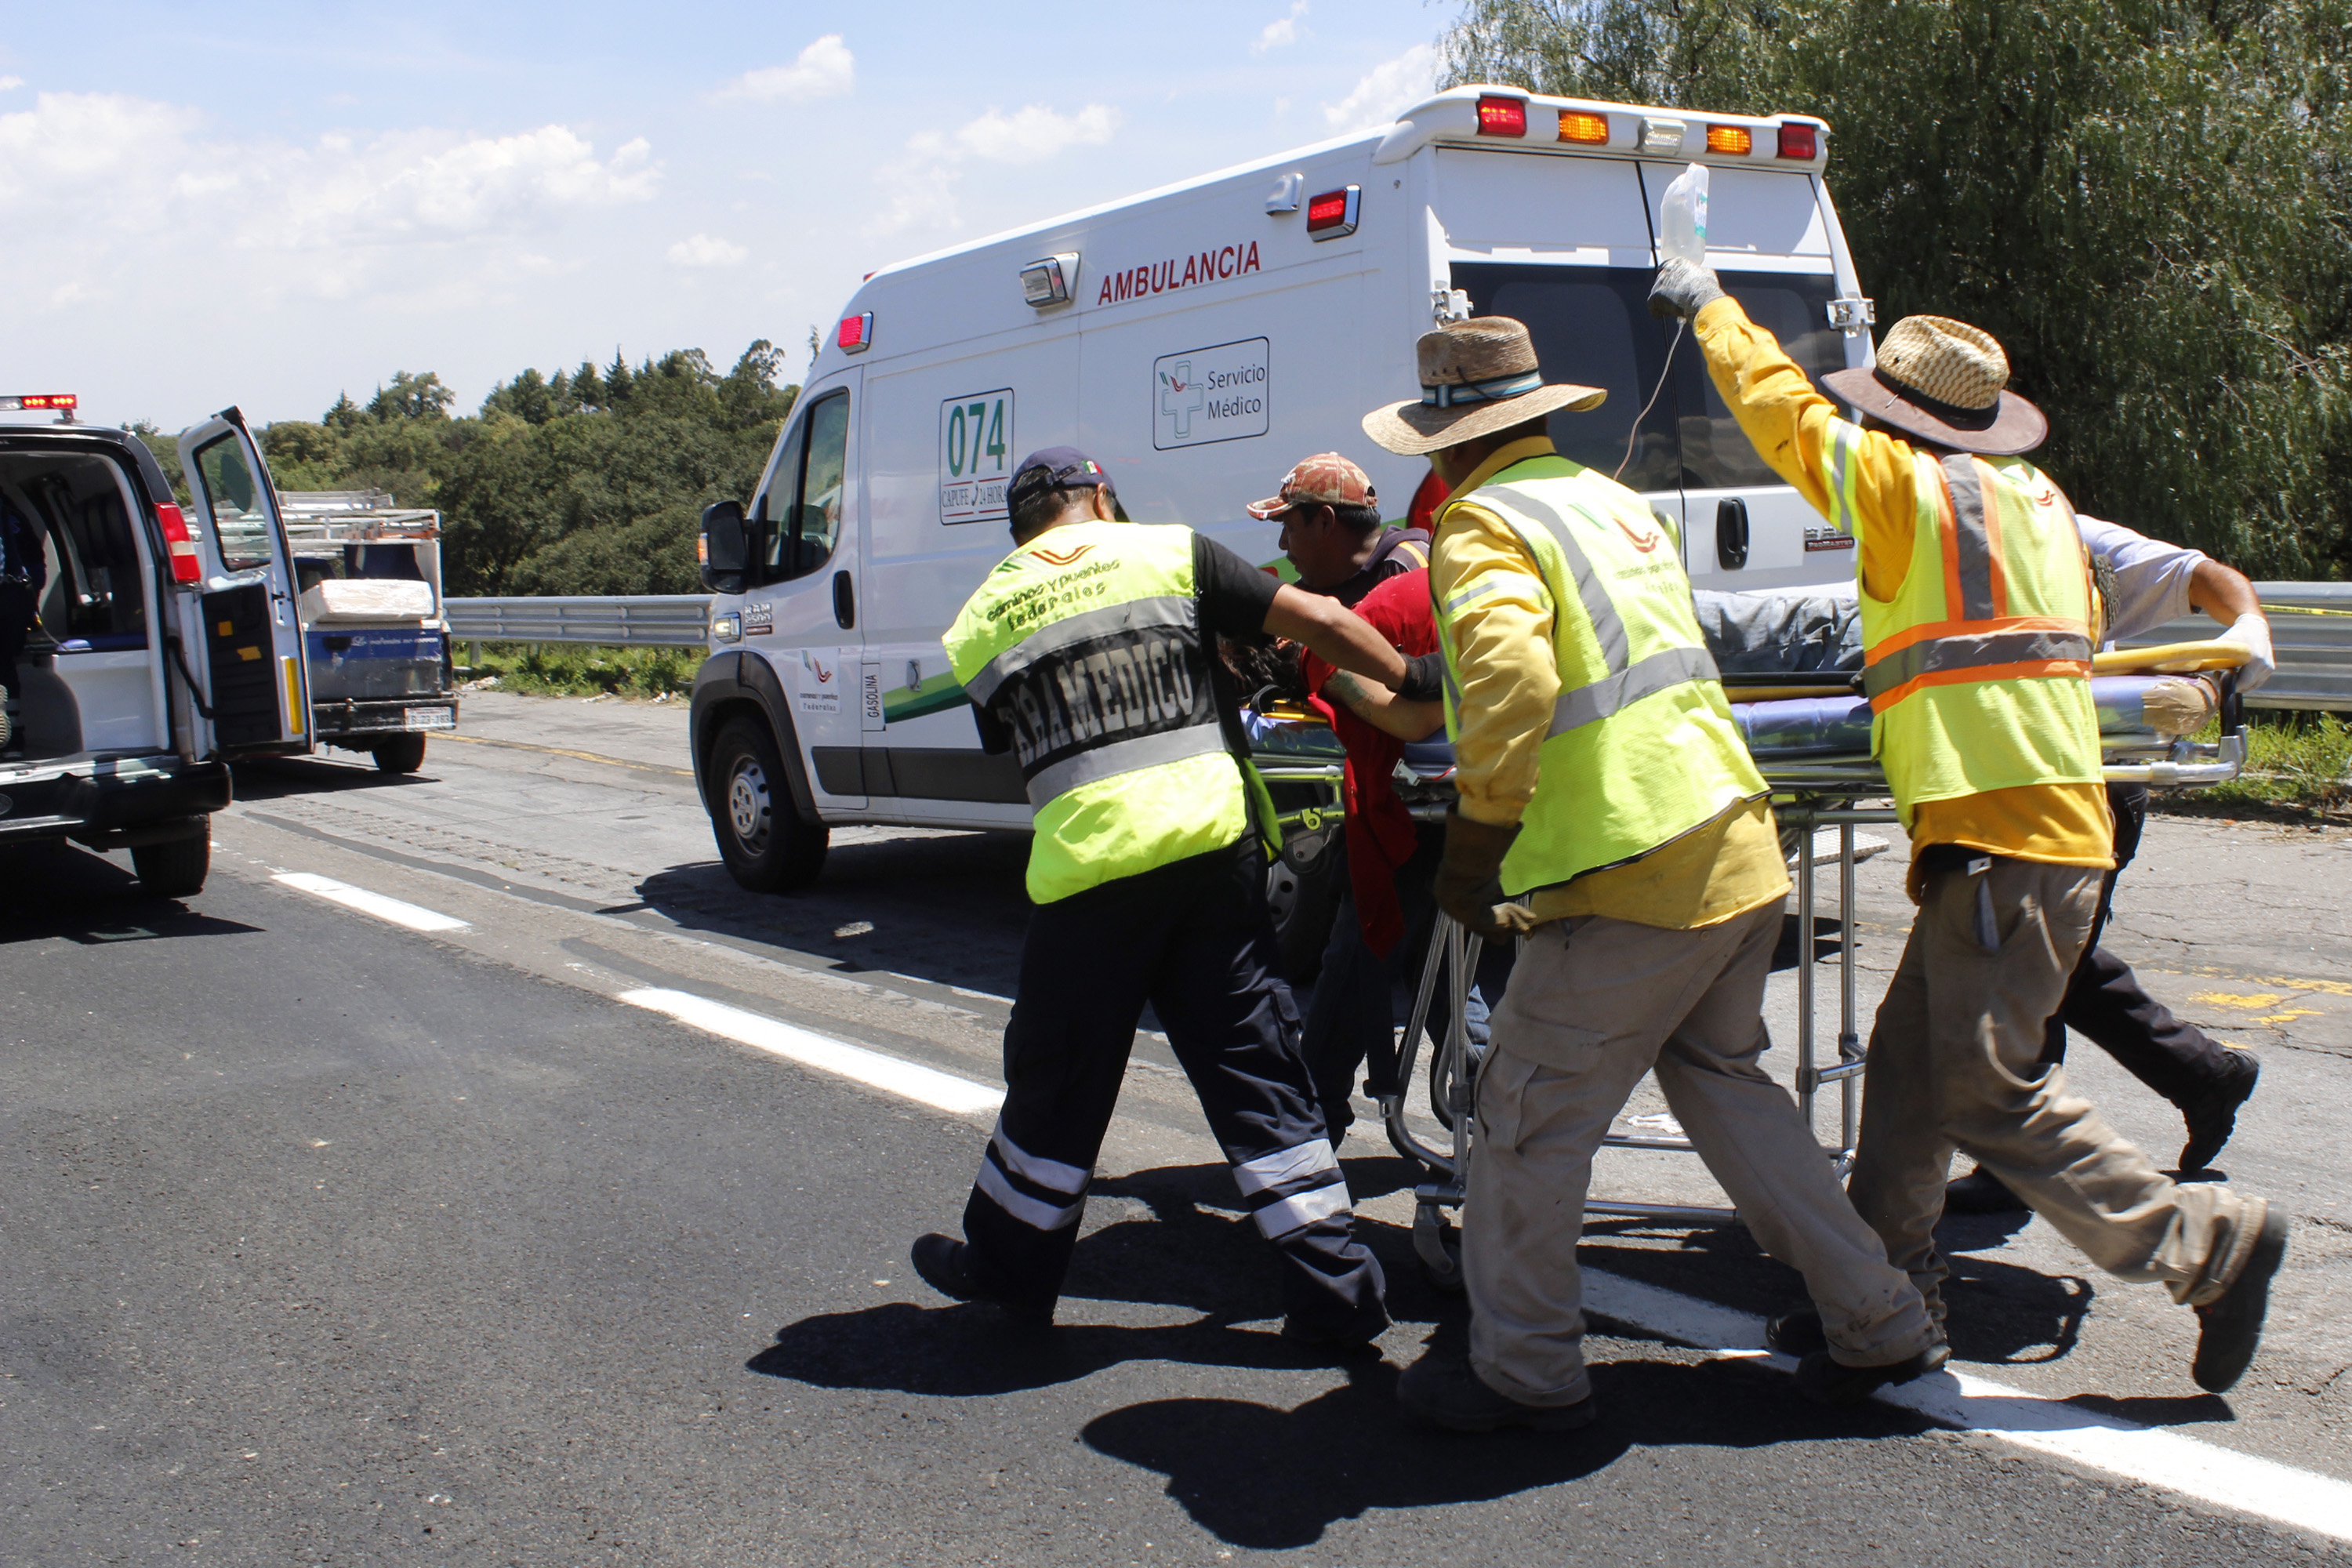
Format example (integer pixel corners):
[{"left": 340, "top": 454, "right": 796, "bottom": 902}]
[{"left": 688, "top": 84, "right": 1874, "bottom": 891}]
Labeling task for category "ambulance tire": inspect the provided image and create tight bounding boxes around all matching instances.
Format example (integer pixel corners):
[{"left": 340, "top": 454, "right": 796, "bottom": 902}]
[
  {"left": 710, "top": 717, "right": 829, "bottom": 892},
  {"left": 131, "top": 832, "right": 211, "bottom": 899},
  {"left": 374, "top": 735, "right": 427, "bottom": 774}
]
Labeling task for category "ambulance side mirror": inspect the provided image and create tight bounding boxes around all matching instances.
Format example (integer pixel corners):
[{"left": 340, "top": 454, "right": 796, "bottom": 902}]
[{"left": 701, "top": 500, "right": 751, "bottom": 593}]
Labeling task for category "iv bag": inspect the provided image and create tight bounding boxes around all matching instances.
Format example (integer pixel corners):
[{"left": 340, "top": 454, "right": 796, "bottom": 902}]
[{"left": 1659, "top": 162, "right": 1710, "bottom": 266}]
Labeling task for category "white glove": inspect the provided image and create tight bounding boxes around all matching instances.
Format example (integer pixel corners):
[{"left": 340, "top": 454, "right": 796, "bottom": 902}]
[{"left": 2215, "top": 612, "right": 2274, "bottom": 692}]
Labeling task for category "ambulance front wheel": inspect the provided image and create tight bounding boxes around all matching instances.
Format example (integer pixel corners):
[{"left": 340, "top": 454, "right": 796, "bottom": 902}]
[{"left": 709, "top": 717, "right": 829, "bottom": 892}]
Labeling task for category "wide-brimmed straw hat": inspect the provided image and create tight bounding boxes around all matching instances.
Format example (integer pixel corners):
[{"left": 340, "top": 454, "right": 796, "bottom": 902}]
[
  {"left": 1362, "top": 317, "right": 1605, "bottom": 456},
  {"left": 1821, "top": 315, "right": 2047, "bottom": 456}
]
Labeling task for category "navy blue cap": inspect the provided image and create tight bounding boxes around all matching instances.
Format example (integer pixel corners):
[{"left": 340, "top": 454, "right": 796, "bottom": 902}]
[{"left": 1006, "top": 446, "right": 1115, "bottom": 506}]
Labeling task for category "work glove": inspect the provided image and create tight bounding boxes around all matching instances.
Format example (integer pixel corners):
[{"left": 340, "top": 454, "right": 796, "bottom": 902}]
[
  {"left": 1398, "top": 651, "right": 1447, "bottom": 703},
  {"left": 2214, "top": 612, "right": 2275, "bottom": 693},
  {"left": 1648, "top": 257, "right": 1726, "bottom": 321},
  {"left": 1433, "top": 808, "right": 1541, "bottom": 942}
]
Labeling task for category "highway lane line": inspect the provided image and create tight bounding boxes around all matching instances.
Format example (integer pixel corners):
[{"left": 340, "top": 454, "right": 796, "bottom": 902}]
[
  {"left": 272, "top": 872, "right": 472, "bottom": 932},
  {"left": 618, "top": 987, "right": 1004, "bottom": 1116},
  {"left": 1587, "top": 1269, "right": 2352, "bottom": 1543},
  {"left": 437, "top": 731, "right": 696, "bottom": 778}
]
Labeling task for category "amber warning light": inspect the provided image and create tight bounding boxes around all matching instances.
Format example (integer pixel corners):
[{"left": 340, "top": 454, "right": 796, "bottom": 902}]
[
  {"left": 1558, "top": 112, "right": 1609, "bottom": 146},
  {"left": 0, "top": 393, "right": 77, "bottom": 412}
]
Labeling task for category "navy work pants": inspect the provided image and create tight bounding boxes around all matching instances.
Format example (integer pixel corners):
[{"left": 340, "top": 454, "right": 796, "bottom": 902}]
[
  {"left": 2038, "top": 786, "right": 2241, "bottom": 1104},
  {"left": 961, "top": 838, "right": 1387, "bottom": 1334}
]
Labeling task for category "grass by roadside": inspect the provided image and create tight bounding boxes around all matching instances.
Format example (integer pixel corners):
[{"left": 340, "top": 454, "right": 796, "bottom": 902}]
[
  {"left": 454, "top": 641, "right": 698, "bottom": 700},
  {"left": 2154, "top": 710, "right": 2352, "bottom": 822}
]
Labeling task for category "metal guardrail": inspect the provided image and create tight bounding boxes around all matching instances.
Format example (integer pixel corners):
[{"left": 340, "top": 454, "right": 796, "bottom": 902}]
[
  {"left": 443, "top": 583, "right": 2352, "bottom": 706},
  {"left": 2118, "top": 583, "right": 2352, "bottom": 712},
  {"left": 444, "top": 595, "right": 711, "bottom": 647}
]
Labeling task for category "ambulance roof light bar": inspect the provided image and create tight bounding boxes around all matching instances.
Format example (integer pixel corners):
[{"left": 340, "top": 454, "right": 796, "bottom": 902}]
[{"left": 0, "top": 393, "right": 78, "bottom": 420}]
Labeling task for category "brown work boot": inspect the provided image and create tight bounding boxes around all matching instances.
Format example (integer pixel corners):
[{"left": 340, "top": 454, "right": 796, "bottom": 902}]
[{"left": 2193, "top": 1207, "right": 2289, "bottom": 1393}]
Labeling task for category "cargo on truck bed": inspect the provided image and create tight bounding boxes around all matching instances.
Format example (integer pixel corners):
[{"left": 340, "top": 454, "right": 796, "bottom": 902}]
[{"left": 279, "top": 490, "right": 457, "bottom": 775}]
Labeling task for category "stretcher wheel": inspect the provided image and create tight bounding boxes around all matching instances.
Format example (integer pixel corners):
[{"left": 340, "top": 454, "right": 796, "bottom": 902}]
[{"left": 1414, "top": 1203, "right": 1464, "bottom": 1294}]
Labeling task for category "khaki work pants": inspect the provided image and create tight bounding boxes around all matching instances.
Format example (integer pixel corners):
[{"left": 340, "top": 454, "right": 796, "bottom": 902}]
[
  {"left": 1465, "top": 900, "right": 1939, "bottom": 1407},
  {"left": 1849, "top": 857, "right": 2267, "bottom": 1316}
]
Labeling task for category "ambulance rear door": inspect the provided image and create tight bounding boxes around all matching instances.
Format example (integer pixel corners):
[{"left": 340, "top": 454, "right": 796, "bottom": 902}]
[{"left": 176, "top": 410, "right": 314, "bottom": 757}]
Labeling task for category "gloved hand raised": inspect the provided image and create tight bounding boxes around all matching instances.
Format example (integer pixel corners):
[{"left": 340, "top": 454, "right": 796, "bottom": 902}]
[
  {"left": 1397, "top": 651, "right": 1448, "bottom": 703},
  {"left": 1649, "top": 258, "right": 1725, "bottom": 322},
  {"left": 2215, "top": 612, "right": 2274, "bottom": 693},
  {"left": 1434, "top": 808, "right": 1542, "bottom": 943}
]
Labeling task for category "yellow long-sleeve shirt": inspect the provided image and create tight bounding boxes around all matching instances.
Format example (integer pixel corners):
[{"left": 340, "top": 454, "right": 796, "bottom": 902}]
[
  {"left": 1432, "top": 435, "right": 1788, "bottom": 930},
  {"left": 1691, "top": 297, "right": 2112, "bottom": 870}
]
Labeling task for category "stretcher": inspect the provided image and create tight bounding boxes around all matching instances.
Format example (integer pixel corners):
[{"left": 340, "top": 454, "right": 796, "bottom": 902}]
[{"left": 1250, "top": 630, "right": 2252, "bottom": 1289}]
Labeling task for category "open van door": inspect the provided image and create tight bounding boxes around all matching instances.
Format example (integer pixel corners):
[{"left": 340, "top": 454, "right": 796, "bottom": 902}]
[{"left": 177, "top": 409, "right": 314, "bottom": 757}]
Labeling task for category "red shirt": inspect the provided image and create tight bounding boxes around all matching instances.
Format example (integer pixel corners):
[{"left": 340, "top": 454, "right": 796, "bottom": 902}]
[{"left": 1298, "top": 569, "right": 1438, "bottom": 956}]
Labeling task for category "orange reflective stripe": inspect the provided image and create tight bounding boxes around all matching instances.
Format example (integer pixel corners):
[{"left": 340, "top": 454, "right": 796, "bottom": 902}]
[
  {"left": 1867, "top": 658, "right": 2093, "bottom": 714},
  {"left": 1864, "top": 614, "right": 2089, "bottom": 662}
]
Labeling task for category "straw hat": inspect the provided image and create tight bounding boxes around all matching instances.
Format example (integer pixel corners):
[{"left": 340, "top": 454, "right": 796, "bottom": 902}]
[
  {"left": 1362, "top": 317, "right": 1606, "bottom": 456},
  {"left": 1821, "top": 315, "right": 2047, "bottom": 456}
]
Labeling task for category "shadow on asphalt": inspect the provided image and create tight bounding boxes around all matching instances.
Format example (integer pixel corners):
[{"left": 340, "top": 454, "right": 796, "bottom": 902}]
[
  {"left": 0, "top": 841, "right": 262, "bottom": 945},
  {"left": 1772, "top": 911, "right": 1849, "bottom": 971},
  {"left": 637, "top": 833, "right": 1035, "bottom": 997},
  {"left": 230, "top": 755, "right": 437, "bottom": 800}
]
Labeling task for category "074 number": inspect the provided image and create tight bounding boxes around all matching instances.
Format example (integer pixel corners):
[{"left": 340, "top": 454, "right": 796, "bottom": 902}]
[{"left": 946, "top": 396, "right": 1007, "bottom": 479}]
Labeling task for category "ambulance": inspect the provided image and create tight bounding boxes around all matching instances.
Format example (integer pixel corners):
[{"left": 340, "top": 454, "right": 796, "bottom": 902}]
[{"left": 689, "top": 83, "right": 1875, "bottom": 892}]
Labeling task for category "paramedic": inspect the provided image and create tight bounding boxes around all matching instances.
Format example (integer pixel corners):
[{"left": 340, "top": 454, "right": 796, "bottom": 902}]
[
  {"left": 1252, "top": 452, "right": 1492, "bottom": 1144},
  {"left": 1946, "top": 522, "right": 2270, "bottom": 1211},
  {"left": 1366, "top": 317, "right": 1944, "bottom": 1430},
  {"left": 1657, "top": 260, "right": 2288, "bottom": 1393},
  {"left": 909, "top": 447, "right": 1410, "bottom": 1345},
  {"left": 1265, "top": 452, "right": 1428, "bottom": 606}
]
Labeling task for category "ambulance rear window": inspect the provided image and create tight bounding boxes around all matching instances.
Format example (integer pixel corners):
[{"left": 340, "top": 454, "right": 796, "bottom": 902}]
[{"left": 1454, "top": 263, "right": 1842, "bottom": 496}]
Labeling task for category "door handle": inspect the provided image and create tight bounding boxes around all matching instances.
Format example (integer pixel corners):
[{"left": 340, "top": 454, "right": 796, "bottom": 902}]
[
  {"left": 1715, "top": 497, "right": 1750, "bottom": 570},
  {"left": 832, "top": 570, "right": 855, "bottom": 630}
]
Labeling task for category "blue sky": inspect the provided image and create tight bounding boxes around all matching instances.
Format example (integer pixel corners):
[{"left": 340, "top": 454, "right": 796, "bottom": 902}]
[{"left": 0, "top": 2, "right": 1462, "bottom": 430}]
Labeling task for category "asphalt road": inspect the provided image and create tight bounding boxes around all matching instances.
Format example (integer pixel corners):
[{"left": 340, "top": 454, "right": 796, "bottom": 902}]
[{"left": 4, "top": 691, "right": 2350, "bottom": 1564}]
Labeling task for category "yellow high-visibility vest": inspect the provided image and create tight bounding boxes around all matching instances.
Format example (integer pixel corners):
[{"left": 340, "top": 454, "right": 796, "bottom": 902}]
[{"left": 1434, "top": 455, "right": 1766, "bottom": 894}]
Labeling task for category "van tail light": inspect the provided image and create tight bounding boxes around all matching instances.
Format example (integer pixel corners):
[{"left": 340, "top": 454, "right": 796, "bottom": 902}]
[
  {"left": 1557, "top": 111, "right": 1609, "bottom": 146},
  {"left": 1475, "top": 95, "right": 1527, "bottom": 137},
  {"left": 1305, "top": 185, "right": 1360, "bottom": 241},
  {"left": 156, "top": 503, "right": 202, "bottom": 584},
  {"left": 837, "top": 312, "right": 874, "bottom": 354},
  {"left": 1777, "top": 123, "right": 1819, "bottom": 160},
  {"left": 1706, "top": 125, "right": 1753, "bottom": 156}
]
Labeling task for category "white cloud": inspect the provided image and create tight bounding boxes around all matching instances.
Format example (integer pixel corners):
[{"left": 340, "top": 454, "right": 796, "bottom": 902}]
[
  {"left": 667, "top": 233, "right": 748, "bottom": 267},
  {"left": 1252, "top": 2, "right": 1309, "bottom": 54},
  {"left": 719, "top": 35, "right": 854, "bottom": 102},
  {"left": 0, "top": 77, "right": 25, "bottom": 92},
  {"left": 1323, "top": 43, "right": 1437, "bottom": 132},
  {"left": 869, "top": 103, "right": 1123, "bottom": 236}
]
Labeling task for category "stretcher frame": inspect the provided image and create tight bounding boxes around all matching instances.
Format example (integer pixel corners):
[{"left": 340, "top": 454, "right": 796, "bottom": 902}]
[{"left": 1338, "top": 657, "right": 2253, "bottom": 1290}]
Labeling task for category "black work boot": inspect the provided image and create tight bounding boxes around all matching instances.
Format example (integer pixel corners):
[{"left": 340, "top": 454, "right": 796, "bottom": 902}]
[
  {"left": 1766, "top": 1310, "right": 1828, "bottom": 1356},
  {"left": 1944, "top": 1165, "right": 2029, "bottom": 1214},
  {"left": 2180, "top": 1050, "right": 2261, "bottom": 1174},
  {"left": 1795, "top": 1341, "right": 1951, "bottom": 1406},
  {"left": 2193, "top": 1207, "right": 2290, "bottom": 1393},
  {"left": 909, "top": 1234, "right": 1051, "bottom": 1330},
  {"left": 1396, "top": 1351, "right": 1596, "bottom": 1432}
]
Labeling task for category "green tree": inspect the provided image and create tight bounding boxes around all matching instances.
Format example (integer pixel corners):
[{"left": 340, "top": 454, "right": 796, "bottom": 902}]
[{"left": 1444, "top": 0, "right": 2352, "bottom": 577}]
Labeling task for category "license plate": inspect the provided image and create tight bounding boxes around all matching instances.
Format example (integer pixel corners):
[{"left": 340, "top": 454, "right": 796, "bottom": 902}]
[{"left": 405, "top": 708, "right": 456, "bottom": 731}]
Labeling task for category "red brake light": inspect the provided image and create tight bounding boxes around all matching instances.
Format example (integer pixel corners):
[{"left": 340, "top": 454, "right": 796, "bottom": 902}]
[
  {"left": 1304, "top": 185, "right": 1361, "bottom": 241},
  {"left": 155, "top": 503, "right": 202, "bottom": 584},
  {"left": 837, "top": 312, "right": 873, "bottom": 353},
  {"left": 1475, "top": 95, "right": 1527, "bottom": 137},
  {"left": 1777, "top": 123, "right": 1818, "bottom": 160}
]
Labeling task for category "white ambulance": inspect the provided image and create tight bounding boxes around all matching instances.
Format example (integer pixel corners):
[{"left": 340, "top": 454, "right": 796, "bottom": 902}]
[{"left": 688, "top": 83, "right": 1875, "bottom": 892}]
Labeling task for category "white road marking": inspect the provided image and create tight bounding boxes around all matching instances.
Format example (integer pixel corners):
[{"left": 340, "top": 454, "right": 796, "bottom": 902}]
[
  {"left": 618, "top": 988, "right": 1004, "bottom": 1116},
  {"left": 272, "top": 872, "right": 470, "bottom": 932},
  {"left": 1586, "top": 1269, "right": 2352, "bottom": 1542}
]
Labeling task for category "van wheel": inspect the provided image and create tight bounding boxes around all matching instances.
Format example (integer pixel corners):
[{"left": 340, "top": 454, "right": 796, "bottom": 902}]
[
  {"left": 132, "top": 833, "right": 211, "bottom": 898},
  {"left": 708, "top": 717, "right": 828, "bottom": 891},
  {"left": 375, "top": 735, "right": 427, "bottom": 773}
]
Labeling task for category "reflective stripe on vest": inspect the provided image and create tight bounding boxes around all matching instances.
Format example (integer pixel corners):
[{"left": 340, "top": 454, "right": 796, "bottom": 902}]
[
  {"left": 963, "top": 594, "right": 1196, "bottom": 706},
  {"left": 1860, "top": 453, "right": 2092, "bottom": 713},
  {"left": 1487, "top": 485, "right": 1722, "bottom": 735},
  {"left": 1022, "top": 723, "right": 1229, "bottom": 808}
]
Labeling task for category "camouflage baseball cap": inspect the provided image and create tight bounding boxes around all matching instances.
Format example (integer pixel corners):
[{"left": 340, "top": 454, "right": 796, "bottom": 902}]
[{"left": 1245, "top": 452, "right": 1377, "bottom": 520}]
